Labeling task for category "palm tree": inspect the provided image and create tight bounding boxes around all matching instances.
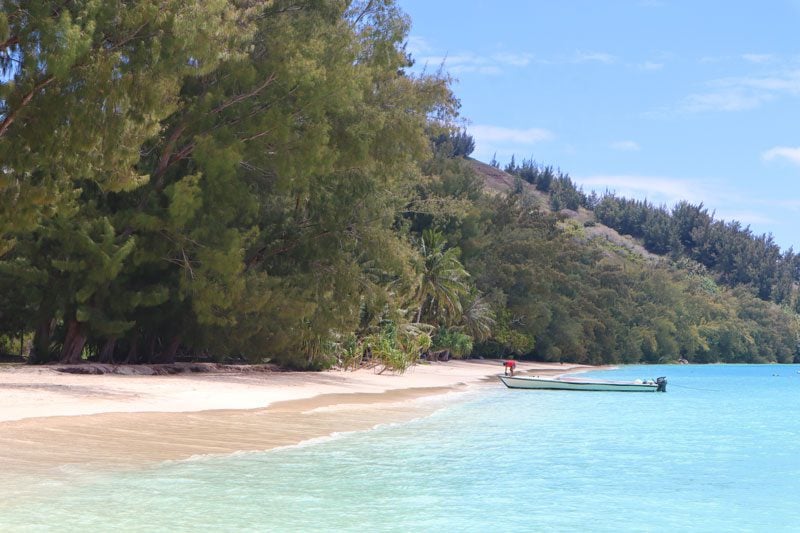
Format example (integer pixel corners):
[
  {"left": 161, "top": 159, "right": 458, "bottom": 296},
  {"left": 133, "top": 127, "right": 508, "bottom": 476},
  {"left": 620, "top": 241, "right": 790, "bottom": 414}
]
[
  {"left": 414, "top": 229, "right": 470, "bottom": 324},
  {"left": 459, "top": 292, "right": 495, "bottom": 342}
]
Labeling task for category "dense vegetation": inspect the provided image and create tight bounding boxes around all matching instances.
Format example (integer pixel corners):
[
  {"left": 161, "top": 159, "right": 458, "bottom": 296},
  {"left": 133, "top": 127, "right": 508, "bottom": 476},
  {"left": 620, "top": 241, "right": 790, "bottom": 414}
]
[
  {"left": 1, "top": 0, "right": 797, "bottom": 368},
  {"left": 497, "top": 159, "right": 800, "bottom": 364}
]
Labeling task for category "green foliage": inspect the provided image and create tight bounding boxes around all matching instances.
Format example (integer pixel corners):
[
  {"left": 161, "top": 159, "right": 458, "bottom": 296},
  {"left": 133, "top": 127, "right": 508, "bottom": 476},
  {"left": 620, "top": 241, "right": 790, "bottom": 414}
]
[
  {"left": 432, "top": 327, "right": 473, "bottom": 358},
  {"left": 465, "top": 187, "right": 800, "bottom": 365},
  {"left": 459, "top": 292, "right": 495, "bottom": 342},
  {"left": 490, "top": 309, "right": 536, "bottom": 356},
  {"left": 413, "top": 228, "right": 470, "bottom": 325},
  {"left": 1, "top": 0, "right": 796, "bottom": 369},
  {"left": 595, "top": 195, "right": 791, "bottom": 302},
  {"left": 364, "top": 322, "right": 431, "bottom": 374},
  {"left": 0, "top": 0, "right": 249, "bottom": 254},
  {"left": 0, "top": 0, "right": 460, "bottom": 366},
  {"left": 431, "top": 129, "right": 475, "bottom": 157}
]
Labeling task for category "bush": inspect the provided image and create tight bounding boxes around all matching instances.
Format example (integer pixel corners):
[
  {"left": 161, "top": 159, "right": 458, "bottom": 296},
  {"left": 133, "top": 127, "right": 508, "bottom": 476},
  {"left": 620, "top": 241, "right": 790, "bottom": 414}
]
[
  {"left": 363, "top": 322, "right": 432, "bottom": 374},
  {"left": 433, "top": 328, "right": 473, "bottom": 358}
]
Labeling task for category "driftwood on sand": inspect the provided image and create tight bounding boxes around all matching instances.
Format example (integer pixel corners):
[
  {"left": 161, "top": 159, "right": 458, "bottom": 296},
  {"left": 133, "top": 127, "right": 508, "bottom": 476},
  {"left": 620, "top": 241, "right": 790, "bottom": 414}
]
[{"left": 53, "top": 363, "right": 280, "bottom": 376}]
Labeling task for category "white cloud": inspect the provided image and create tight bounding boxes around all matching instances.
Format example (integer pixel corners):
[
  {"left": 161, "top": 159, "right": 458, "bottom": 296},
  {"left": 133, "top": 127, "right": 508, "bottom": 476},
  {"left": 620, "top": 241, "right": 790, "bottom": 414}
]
[
  {"left": 762, "top": 146, "right": 800, "bottom": 166},
  {"left": 577, "top": 174, "right": 783, "bottom": 233},
  {"left": 492, "top": 52, "right": 534, "bottom": 67},
  {"left": 409, "top": 41, "right": 620, "bottom": 75},
  {"left": 639, "top": 61, "right": 664, "bottom": 71},
  {"left": 728, "top": 70, "right": 800, "bottom": 93},
  {"left": 573, "top": 50, "right": 617, "bottom": 64},
  {"left": 471, "top": 125, "right": 555, "bottom": 145},
  {"left": 576, "top": 174, "right": 709, "bottom": 205},
  {"left": 412, "top": 50, "right": 535, "bottom": 76},
  {"left": 406, "top": 35, "right": 433, "bottom": 57},
  {"left": 681, "top": 90, "right": 772, "bottom": 112},
  {"left": 471, "top": 125, "right": 555, "bottom": 164},
  {"left": 742, "top": 53, "right": 774, "bottom": 64},
  {"left": 712, "top": 210, "right": 777, "bottom": 226},
  {"left": 699, "top": 55, "right": 728, "bottom": 64},
  {"left": 671, "top": 69, "right": 800, "bottom": 114},
  {"left": 453, "top": 64, "right": 503, "bottom": 75},
  {"left": 610, "top": 140, "right": 641, "bottom": 151}
]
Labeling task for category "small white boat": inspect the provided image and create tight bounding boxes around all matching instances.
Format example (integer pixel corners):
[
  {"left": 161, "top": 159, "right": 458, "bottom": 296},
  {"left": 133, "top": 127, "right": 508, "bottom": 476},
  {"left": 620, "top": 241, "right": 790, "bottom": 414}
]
[{"left": 499, "top": 374, "right": 667, "bottom": 392}]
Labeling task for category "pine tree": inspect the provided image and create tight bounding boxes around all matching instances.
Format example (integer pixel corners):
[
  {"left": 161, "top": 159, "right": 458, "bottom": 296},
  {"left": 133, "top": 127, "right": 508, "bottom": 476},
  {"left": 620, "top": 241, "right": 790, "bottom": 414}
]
[
  {"left": 0, "top": 0, "right": 249, "bottom": 255},
  {"left": 0, "top": 0, "right": 459, "bottom": 366}
]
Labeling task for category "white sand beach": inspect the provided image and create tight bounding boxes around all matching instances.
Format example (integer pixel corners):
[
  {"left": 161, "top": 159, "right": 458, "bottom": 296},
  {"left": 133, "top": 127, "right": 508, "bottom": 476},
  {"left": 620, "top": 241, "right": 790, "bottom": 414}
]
[
  {"left": 0, "top": 360, "right": 588, "bottom": 474},
  {"left": 0, "top": 360, "right": 583, "bottom": 422}
]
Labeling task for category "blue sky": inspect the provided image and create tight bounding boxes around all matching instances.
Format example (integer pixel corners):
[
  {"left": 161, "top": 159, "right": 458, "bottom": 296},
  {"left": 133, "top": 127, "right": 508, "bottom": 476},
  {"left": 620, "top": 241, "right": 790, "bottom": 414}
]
[{"left": 399, "top": 0, "right": 800, "bottom": 250}]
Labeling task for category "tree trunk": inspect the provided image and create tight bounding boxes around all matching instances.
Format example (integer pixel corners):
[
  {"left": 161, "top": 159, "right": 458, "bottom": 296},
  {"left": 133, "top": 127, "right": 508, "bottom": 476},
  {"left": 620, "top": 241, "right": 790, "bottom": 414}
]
[
  {"left": 99, "top": 338, "right": 117, "bottom": 364},
  {"left": 31, "top": 317, "right": 55, "bottom": 363},
  {"left": 158, "top": 335, "right": 181, "bottom": 364},
  {"left": 125, "top": 337, "right": 139, "bottom": 364},
  {"left": 60, "top": 319, "right": 87, "bottom": 364},
  {"left": 143, "top": 335, "right": 158, "bottom": 363}
]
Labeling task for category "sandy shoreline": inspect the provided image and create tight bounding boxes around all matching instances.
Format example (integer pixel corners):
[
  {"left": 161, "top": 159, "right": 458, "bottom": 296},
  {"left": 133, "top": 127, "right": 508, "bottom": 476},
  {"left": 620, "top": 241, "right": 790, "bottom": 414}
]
[
  {"left": 0, "top": 360, "right": 589, "bottom": 476},
  {"left": 0, "top": 360, "right": 584, "bottom": 422}
]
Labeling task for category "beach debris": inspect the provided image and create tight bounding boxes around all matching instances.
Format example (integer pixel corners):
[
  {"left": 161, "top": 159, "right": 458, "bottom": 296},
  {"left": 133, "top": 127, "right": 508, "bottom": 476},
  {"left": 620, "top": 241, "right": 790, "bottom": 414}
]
[{"left": 53, "top": 363, "right": 280, "bottom": 376}]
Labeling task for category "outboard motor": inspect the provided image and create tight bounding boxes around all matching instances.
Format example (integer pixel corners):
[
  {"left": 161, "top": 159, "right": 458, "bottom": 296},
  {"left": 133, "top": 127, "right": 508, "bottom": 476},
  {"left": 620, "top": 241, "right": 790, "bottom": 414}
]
[{"left": 656, "top": 376, "right": 667, "bottom": 393}]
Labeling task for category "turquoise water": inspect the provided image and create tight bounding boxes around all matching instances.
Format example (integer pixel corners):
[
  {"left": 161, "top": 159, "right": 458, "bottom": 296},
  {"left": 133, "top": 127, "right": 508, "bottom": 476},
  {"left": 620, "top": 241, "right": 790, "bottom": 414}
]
[{"left": 5, "top": 365, "right": 800, "bottom": 532}]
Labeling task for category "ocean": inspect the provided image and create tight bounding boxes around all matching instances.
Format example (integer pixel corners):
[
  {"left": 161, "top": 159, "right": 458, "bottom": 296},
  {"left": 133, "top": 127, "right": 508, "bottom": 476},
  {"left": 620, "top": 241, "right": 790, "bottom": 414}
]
[{"left": 3, "top": 364, "right": 800, "bottom": 532}]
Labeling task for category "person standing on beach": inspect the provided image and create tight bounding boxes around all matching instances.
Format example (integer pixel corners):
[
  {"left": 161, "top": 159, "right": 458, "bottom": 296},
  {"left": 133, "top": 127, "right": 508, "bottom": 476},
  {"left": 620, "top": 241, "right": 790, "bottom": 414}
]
[{"left": 504, "top": 360, "right": 516, "bottom": 376}]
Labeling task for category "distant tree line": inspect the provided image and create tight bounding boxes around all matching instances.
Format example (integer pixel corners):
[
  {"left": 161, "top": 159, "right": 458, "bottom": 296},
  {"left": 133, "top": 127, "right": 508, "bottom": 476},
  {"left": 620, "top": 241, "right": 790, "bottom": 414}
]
[
  {"left": 505, "top": 157, "right": 591, "bottom": 211},
  {"left": 487, "top": 156, "right": 800, "bottom": 364},
  {"left": 593, "top": 197, "right": 796, "bottom": 307},
  {"left": 502, "top": 156, "right": 800, "bottom": 313},
  {"left": 406, "top": 150, "right": 799, "bottom": 365}
]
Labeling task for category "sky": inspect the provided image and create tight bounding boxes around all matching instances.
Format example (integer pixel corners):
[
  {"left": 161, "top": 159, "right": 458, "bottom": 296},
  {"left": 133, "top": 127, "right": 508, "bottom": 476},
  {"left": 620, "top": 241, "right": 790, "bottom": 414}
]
[{"left": 399, "top": 0, "right": 800, "bottom": 251}]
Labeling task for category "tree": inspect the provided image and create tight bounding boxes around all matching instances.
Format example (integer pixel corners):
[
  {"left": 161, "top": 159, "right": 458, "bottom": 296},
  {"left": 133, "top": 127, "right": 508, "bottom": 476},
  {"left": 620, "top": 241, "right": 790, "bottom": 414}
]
[
  {"left": 414, "top": 229, "right": 470, "bottom": 325},
  {"left": 431, "top": 129, "right": 475, "bottom": 157},
  {"left": 0, "top": 0, "right": 462, "bottom": 367},
  {"left": 0, "top": 0, "right": 248, "bottom": 256}
]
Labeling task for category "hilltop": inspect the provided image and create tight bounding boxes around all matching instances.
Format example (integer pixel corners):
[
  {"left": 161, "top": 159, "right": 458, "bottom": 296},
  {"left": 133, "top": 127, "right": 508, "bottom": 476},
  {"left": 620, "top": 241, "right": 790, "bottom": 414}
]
[{"left": 468, "top": 159, "right": 660, "bottom": 263}]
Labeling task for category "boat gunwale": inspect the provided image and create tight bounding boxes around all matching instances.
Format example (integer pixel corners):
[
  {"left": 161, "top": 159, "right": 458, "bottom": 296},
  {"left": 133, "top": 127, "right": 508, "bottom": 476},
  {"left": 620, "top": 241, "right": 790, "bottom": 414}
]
[
  {"left": 498, "top": 374, "right": 659, "bottom": 391},
  {"left": 553, "top": 376, "right": 659, "bottom": 386}
]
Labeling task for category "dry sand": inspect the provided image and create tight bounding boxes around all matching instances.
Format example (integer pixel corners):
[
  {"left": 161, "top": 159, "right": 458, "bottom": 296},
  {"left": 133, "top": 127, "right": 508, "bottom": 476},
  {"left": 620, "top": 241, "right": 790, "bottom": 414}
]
[{"left": 0, "top": 360, "right": 586, "bottom": 475}]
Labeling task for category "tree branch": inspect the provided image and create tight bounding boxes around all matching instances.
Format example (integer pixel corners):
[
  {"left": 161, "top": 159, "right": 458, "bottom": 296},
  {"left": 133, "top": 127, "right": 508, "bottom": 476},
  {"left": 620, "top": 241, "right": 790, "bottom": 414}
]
[
  {"left": 152, "top": 123, "right": 188, "bottom": 186},
  {"left": 0, "top": 75, "right": 55, "bottom": 138},
  {"left": 244, "top": 229, "right": 334, "bottom": 271},
  {"left": 241, "top": 128, "right": 273, "bottom": 143},
  {"left": 106, "top": 21, "right": 151, "bottom": 51},
  {"left": 211, "top": 72, "right": 277, "bottom": 114},
  {"left": 0, "top": 36, "right": 19, "bottom": 50},
  {"left": 352, "top": 0, "right": 376, "bottom": 26}
]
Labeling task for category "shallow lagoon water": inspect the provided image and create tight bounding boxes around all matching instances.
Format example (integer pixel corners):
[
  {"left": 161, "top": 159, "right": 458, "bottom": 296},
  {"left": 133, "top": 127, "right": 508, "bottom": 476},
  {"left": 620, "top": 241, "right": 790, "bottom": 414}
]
[{"left": 4, "top": 365, "right": 800, "bottom": 532}]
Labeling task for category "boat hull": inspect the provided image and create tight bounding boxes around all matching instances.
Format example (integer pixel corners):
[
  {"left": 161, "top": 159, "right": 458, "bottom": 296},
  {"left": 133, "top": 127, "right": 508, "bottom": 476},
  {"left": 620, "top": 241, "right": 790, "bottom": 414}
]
[{"left": 499, "top": 375, "right": 659, "bottom": 392}]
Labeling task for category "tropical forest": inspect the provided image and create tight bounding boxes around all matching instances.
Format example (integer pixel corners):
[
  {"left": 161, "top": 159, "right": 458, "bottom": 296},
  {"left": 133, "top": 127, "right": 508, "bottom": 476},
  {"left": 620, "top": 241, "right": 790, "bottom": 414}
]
[{"left": 1, "top": 0, "right": 798, "bottom": 369}]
